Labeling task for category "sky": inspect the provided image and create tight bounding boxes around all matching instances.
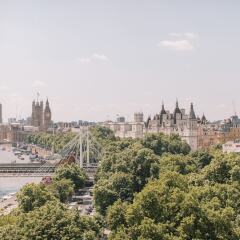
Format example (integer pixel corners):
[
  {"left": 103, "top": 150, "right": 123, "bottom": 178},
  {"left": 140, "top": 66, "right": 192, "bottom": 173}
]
[{"left": 0, "top": 0, "right": 240, "bottom": 122}]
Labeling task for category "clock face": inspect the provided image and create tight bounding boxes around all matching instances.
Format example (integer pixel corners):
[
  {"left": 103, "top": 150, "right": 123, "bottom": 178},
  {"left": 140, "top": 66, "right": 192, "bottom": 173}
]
[{"left": 45, "top": 112, "right": 51, "bottom": 118}]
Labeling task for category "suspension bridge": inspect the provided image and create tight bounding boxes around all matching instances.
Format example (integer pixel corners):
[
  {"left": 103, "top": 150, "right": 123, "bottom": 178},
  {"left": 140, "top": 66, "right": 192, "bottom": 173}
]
[{"left": 0, "top": 128, "right": 102, "bottom": 178}]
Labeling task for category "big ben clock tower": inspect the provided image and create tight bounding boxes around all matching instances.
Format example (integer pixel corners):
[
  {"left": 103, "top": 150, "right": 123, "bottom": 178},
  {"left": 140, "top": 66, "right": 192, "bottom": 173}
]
[{"left": 44, "top": 98, "right": 51, "bottom": 131}]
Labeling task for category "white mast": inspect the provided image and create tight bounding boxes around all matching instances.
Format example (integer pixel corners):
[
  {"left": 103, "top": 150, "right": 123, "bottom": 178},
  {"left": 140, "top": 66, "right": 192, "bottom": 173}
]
[
  {"left": 79, "top": 130, "right": 83, "bottom": 168},
  {"left": 87, "top": 127, "right": 90, "bottom": 166}
]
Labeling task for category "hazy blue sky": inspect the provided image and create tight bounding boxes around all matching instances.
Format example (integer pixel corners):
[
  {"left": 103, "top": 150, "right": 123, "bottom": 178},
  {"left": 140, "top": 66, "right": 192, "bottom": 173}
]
[{"left": 0, "top": 1, "right": 240, "bottom": 122}]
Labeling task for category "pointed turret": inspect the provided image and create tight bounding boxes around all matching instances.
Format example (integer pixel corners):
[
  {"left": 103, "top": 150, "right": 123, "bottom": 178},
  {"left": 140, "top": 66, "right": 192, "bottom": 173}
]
[
  {"left": 160, "top": 102, "right": 167, "bottom": 115},
  {"left": 189, "top": 103, "right": 196, "bottom": 119},
  {"left": 201, "top": 113, "right": 207, "bottom": 124},
  {"left": 145, "top": 115, "right": 151, "bottom": 128},
  {"left": 44, "top": 98, "right": 52, "bottom": 131},
  {"left": 46, "top": 98, "right": 49, "bottom": 107},
  {"left": 160, "top": 102, "right": 167, "bottom": 125},
  {"left": 174, "top": 100, "right": 182, "bottom": 115},
  {"left": 173, "top": 99, "right": 182, "bottom": 124}
]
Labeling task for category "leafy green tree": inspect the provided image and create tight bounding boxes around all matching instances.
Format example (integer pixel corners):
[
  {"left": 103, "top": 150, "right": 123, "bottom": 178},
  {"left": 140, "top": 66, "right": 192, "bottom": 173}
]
[
  {"left": 159, "top": 154, "right": 197, "bottom": 175},
  {"left": 191, "top": 150, "right": 213, "bottom": 169},
  {"left": 0, "top": 224, "right": 21, "bottom": 240},
  {"left": 107, "top": 200, "right": 128, "bottom": 231},
  {"left": 94, "top": 183, "right": 118, "bottom": 215},
  {"left": 201, "top": 156, "right": 232, "bottom": 183},
  {"left": 141, "top": 133, "right": 191, "bottom": 156},
  {"left": 24, "top": 129, "right": 240, "bottom": 239},
  {"left": 54, "top": 164, "right": 87, "bottom": 190},
  {"left": 109, "top": 170, "right": 240, "bottom": 239},
  {"left": 48, "top": 178, "right": 74, "bottom": 203},
  {"left": 131, "top": 148, "right": 160, "bottom": 191},
  {"left": 90, "top": 126, "right": 116, "bottom": 147},
  {"left": 0, "top": 202, "right": 102, "bottom": 240},
  {"left": 27, "top": 132, "right": 77, "bottom": 152},
  {"left": 17, "top": 183, "right": 55, "bottom": 213}
]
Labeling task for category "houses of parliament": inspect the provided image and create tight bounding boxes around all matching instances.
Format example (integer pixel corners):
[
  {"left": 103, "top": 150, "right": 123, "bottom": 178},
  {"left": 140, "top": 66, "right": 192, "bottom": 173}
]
[{"left": 31, "top": 98, "right": 52, "bottom": 131}]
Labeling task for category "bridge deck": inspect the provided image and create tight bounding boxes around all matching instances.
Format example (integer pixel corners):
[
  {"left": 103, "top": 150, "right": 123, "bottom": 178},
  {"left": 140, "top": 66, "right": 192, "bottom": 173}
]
[{"left": 0, "top": 163, "right": 98, "bottom": 177}]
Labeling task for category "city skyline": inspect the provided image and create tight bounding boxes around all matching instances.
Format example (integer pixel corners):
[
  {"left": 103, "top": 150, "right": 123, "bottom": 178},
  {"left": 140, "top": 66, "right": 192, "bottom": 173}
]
[
  {"left": 0, "top": 97, "right": 234, "bottom": 124},
  {"left": 0, "top": 1, "right": 240, "bottom": 121}
]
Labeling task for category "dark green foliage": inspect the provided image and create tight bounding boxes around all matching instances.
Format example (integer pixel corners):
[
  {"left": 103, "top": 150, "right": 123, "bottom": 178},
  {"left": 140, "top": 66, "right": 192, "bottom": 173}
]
[
  {"left": 105, "top": 145, "right": 240, "bottom": 239},
  {"left": 94, "top": 181, "right": 119, "bottom": 215},
  {"left": 27, "top": 132, "right": 77, "bottom": 153},
  {"left": 0, "top": 202, "right": 101, "bottom": 240},
  {"left": 199, "top": 153, "right": 238, "bottom": 184},
  {"left": 1, "top": 162, "right": 100, "bottom": 239},
  {"left": 48, "top": 178, "right": 74, "bottom": 203},
  {"left": 54, "top": 163, "right": 87, "bottom": 190},
  {"left": 94, "top": 132, "right": 192, "bottom": 215},
  {"left": 141, "top": 133, "right": 191, "bottom": 156},
  {"left": 90, "top": 127, "right": 240, "bottom": 239},
  {"left": 90, "top": 126, "right": 116, "bottom": 143},
  {"left": 5, "top": 127, "right": 240, "bottom": 239},
  {"left": 17, "top": 183, "right": 55, "bottom": 212},
  {"left": 109, "top": 171, "right": 240, "bottom": 239},
  {"left": 191, "top": 150, "right": 213, "bottom": 169},
  {"left": 94, "top": 148, "right": 160, "bottom": 214},
  {"left": 159, "top": 154, "right": 197, "bottom": 175},
  {"left": 106, "top": 200, "right": 128, "bottom": 231}
]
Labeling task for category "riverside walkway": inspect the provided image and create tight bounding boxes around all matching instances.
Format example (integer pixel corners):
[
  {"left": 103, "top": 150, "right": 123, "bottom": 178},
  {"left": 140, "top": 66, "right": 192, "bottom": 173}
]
[{"left": 0, "top": 194, "right": 18, "bottom": 215}]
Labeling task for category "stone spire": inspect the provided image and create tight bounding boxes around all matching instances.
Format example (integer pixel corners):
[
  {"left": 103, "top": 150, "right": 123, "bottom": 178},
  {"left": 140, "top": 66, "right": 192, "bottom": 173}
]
[
  {"left": 189, "top": 103, "right": 196, "bottom": 119},
  {"left": 174, "top": 99, "right": 182, "bottom": 115},
  {"left": 44, "top": 98, "right": 52, "bottom": 131},
  {"left": 46, "top": 98, "right": 49, "bottom": 107},
  {"left": 201, "top": 113, "right": 207, "bottom": 124},
  {"left": 173, "top": 99, "right": 182, "bottom": 124},
  {"left": 160, "top": 101, "right": 166, "bottom": 115},
  {"left": 145, "top": 115, "right": 151, "bottom": 128}
]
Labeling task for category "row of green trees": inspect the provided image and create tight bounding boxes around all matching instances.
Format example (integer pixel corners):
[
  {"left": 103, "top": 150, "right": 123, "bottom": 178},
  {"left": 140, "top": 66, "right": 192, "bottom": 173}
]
[
  {"left": 0, "top": 164, "right": 103, "bottom": 239},
  {"left": 93, "top": 133, "right": 191, "bottom": 215},
  {"left": 90, "top": 128, "right": 240, "bottom": 239},
  {"left": 27, "top": 132, "right": 77, "bottom": 153},
  {"left": 2, "top": 126, "right": 240, "bottom": 239},
  {"left": 26, "top": 126, "right": 117, "bottom": 154}
]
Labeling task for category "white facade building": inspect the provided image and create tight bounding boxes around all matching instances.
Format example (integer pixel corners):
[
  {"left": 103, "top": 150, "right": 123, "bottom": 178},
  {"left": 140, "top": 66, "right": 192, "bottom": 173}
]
[
  {"left": 223, "top": 140, "right": 240, "bottom": 153},
  {"left": 102, "top": 101, "right": 201, "bottom": 151}
]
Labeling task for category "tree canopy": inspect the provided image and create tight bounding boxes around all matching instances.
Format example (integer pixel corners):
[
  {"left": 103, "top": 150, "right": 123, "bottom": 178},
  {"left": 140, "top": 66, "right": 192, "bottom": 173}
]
[
  {"left": 0, "top": 202, "right": 101, "bottom": 240},
  {"left": 3, "top": 127, "right": 240, "bottom": 239},
  {"left": 1, "top": 160, "right": 101, "bottom": 239},
  {"left": 94, "top": 132, "right": 192, "bottom": 215},
  {"left": 54, "top": 163, "right": 87, "bottom": 190}
]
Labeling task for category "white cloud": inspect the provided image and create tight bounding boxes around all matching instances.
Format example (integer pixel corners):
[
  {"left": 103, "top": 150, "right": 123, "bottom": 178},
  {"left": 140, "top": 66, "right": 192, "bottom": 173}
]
[
  {"left": 32, "top": 80, "right": 47, "bottom": 88},
  {"left": 92, "top": 53, "right": 108, "bottom": 61},
  {"left": 158, "top": 32, "right": 198, "bottom": 51},
  {"left": 158, "top": 40, "right": 194, "bottom": 51}
]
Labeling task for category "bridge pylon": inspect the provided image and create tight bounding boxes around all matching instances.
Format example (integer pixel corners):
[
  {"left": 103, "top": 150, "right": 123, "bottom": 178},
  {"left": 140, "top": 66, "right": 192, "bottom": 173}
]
[{"left": 58, "top": 126, "right": 101, "bottom": 171}]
